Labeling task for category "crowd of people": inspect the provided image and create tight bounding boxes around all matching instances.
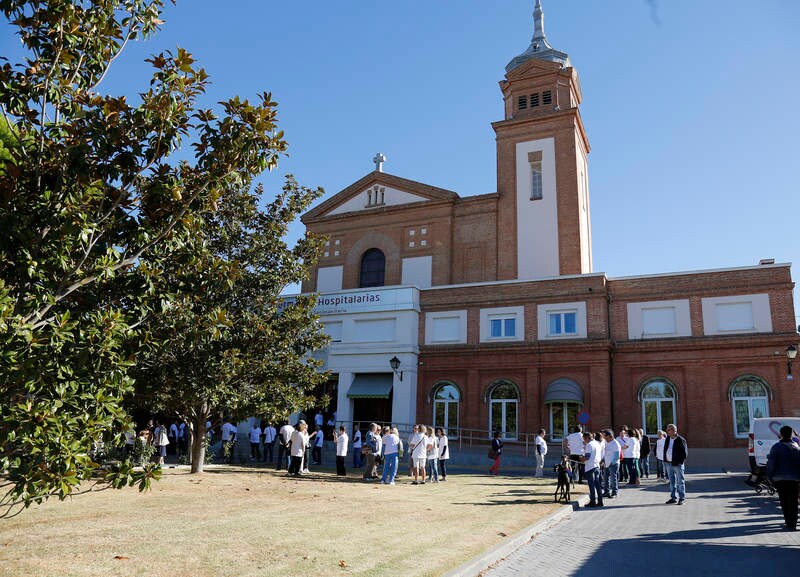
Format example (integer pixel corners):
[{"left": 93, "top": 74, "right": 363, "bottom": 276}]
[
  {"left": 267, "top": 420, "right": 451, "bottom": 484},
  {"left": 557, "top": 423, "right": 688, "bottom": 508}
]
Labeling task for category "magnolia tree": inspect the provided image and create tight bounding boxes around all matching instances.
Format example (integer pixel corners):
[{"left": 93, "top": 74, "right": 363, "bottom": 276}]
[
  {"left": 132, "top": 176, "right": 329, "bottom": 473},
  {"left": 0, "top": 0, "right": 325, "bottom": 514}
]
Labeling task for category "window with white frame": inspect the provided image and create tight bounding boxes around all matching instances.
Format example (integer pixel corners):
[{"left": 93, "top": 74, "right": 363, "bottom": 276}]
[
  {"left": 702, "top": 294, "right": 772, "bottom": 335},
  {"left": 548, "top": 310, "right": 577, "bottom": 336},
  {"left": 489, "top": 381, "right": 519, "bottom": 440},
  {"left": 480, "top": 306, "right": 524, "bottom": 342},
  {"left": 528, "top": 151, "right": 543, "bottom": 201},
  {"left": 490, "top": 315, "right": 516, "bottom": 338},
  {"left": 640, "top": 380, "right": 677, "bottom": 437},
  {"left": 538, "top": 302, "right": 587, "bottom": 340},
  {"left": 716, "top": 302, "right": 754, "bottom": 332},
  {"left": 433, "top": 383, "right": 460, "bottom": 439},
  {"left": 425, "top": 310, "right": 467, "bottom": 344},
  {"left": 627, "top": 300, "right": 691, "bottom": 340},
  {"left": 641, "top": 307, "right": 677, "bottom": 336},
  {"left": 730, "top": 376, "right": 770, "bottom": 438}
]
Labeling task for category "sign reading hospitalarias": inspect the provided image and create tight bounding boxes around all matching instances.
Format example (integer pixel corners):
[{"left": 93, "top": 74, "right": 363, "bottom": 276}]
[{"left": 281, "top": 287, "right": 419, "bottom": 316}]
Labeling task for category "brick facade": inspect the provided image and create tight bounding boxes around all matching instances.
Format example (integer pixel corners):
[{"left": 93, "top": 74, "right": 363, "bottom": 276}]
[
  {"left": 296, "top": 6, "right": 798, "bottom": 450},
  {"left": 415, "top": 267, "right": 798, "bottom": 448}
]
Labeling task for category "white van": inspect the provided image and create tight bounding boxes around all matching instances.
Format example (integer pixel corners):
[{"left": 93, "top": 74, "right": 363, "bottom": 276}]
[{"left": 748, "top": 417, "right": 800, "bottom": 469}]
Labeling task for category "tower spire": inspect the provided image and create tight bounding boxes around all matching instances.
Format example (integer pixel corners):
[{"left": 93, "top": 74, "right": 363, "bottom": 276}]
[
  {"left": 532, "top": 0, "right": 551, "bottom": 52},
  {"left": 506, "top": 0, "right": 570, "bottom": 73}
]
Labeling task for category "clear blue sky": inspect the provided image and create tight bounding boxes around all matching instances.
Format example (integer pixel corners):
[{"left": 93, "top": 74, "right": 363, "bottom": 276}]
[{"left": 3, "top": 1, "right": 799, "bottom": 321}]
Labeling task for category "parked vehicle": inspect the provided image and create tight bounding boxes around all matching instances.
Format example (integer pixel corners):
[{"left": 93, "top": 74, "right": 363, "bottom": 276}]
[{"left": 748, "top": 417, "right": 800, "bottom": 470}]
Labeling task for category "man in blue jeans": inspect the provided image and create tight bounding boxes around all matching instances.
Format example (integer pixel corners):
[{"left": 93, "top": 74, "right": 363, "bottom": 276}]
[
  {"left": 582, "top": 431, "right": 604, "bottom": 507},
  {"left": 663, "top": 423, "right": 688, "bottom": 505}
]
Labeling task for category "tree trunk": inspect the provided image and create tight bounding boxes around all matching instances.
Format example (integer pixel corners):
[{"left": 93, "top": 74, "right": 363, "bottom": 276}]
[{"left": 190, "top": 409, "right": 208, "bottom": 474}]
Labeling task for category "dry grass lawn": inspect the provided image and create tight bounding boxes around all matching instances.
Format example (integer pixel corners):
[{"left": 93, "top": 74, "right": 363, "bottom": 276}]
[{"left": 0, "top": 466, "right": 578, "bottom": 577}]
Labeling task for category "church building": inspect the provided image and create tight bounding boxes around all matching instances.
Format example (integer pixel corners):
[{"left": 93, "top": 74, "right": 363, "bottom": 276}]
[{"left": 295, "top": 1, "right": 799, "bottom": 457}]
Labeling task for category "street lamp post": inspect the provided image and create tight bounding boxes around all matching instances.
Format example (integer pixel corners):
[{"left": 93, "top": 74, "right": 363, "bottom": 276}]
[
  {"left": 787, "top": 345, "right": 797, "bottom": 381},
  {"left": 389, "top": 356, "right": 403, "bottom": 382}
]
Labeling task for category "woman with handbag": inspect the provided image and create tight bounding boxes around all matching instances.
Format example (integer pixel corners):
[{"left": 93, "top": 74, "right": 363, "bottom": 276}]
[{"left": 489, "top": 430, "right": 503, "bottom": 475}]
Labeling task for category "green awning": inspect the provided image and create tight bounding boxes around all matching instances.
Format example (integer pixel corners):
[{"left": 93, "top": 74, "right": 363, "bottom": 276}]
[
  {"left": 347, "top": 373, "right": 394, "bottom": 399},
  {"left": 544, "top": 378, "right": 584, "bottom": 404}
]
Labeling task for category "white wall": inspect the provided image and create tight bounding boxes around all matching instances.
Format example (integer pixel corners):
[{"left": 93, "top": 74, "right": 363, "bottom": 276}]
[
  {"left": 516, "top": 138, "right": 560, "bottom": 279},
  {"left": 401, "top": 256, "right": 433, "bottom": 288},
  {"left": 328, "top": 185, "right": 430, "bottom": 215},
  {"left": 316, "top": 266, "right": 343, "bottom": 293},
  {"left": 575, "top": 132, "right": 593, "bottom": 273},
  {"left": 317, "top": 287, "right": 421, "bottom": 427}
]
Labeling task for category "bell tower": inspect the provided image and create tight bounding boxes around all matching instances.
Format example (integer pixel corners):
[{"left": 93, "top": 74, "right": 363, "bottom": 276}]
[{"left": 493, "top": 0, "right": 592, "bottom": 280}]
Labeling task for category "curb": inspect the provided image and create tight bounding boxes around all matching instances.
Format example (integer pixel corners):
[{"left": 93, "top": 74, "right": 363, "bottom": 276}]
[{"left": 442, "top": 492, "right": 591, "bottom": 577}]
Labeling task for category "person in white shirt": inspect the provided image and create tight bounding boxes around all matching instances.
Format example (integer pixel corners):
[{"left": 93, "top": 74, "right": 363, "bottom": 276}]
[
  {"left": 288, "top": 420, "right": 309, "bottom": 476},
  {"left": 534, "top": 428, "right": 548, "bottom": 478},
  {"left": 221, "top": 418, "right": 238, "bottom": 464},
  {"left": 153, "top": 420, "right": 170, "bottom": 465},
  {"left": 426, "top": 426, "right": 440, "bottom": 483},
  {"left": 437, "top": 428, "right": 449, "bottom": 481},
  {"left": 601, "top": 430, "right": 621, "bottom": 498},
  {"left": 124, "top": 428, "right": 136, "bottom": 458},
  {"left": 312, "top": 425, "right": 324, "bottom": 465},
  {"left": 380, "top": 427, "right": 401, "bottom": 484},
  {"left": 352, "top": 425, "right": 363, "bottom": 469},
  {"left": 617, "top": 427, "right": 630, "bottom": 482},
  {"left": 626, "top": 429, "right": 641, "bottom": 485},
  {"left": 262, "top": 423, "right": 276, "bottom": 463},
  {"left": 565, "top": 426, "right": 585, "bottom": 482},
  {"left": 409, "top": 424, "right": 428, "bottom": 484},
  {"left": 655, "top": 429, "right": 667, "bottom": 480},
  {"left": 333, "top": 426, "right": 348, "bottom": 476},
  {"left": 581, "top": 431, "right": 604, "bottom": 507},
  {"left": 276, "top": 421, "right": 294, "bottom": 470},
  {"left": 249, "top": 423, "right": 262, "bottom": 461}
]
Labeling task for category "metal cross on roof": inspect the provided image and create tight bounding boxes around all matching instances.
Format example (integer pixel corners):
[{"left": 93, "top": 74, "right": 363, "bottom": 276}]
[{"left": 373, "top": 152, "right": 387, "bottom": 172}]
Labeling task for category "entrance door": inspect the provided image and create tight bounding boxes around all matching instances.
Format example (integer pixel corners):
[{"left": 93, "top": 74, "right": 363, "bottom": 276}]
[
  {"left": 352, "top": 394, "right": 393, "bottom": 426},
  {"left": 549, "top": 402, "right": 581, "bottom": 441}
]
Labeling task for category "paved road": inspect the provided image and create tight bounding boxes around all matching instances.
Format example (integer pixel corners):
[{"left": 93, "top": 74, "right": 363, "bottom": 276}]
[{"left": 482, "top": 473, "right": 800, "bottom": 577}]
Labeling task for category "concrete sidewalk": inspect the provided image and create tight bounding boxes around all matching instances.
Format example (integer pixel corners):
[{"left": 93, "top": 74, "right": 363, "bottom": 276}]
[{"left": 465, "top": 473, "right": 799, "bottom": 577}]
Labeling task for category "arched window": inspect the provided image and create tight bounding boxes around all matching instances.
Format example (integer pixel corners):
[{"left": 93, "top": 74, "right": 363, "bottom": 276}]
[
  {"left": 488, "top": 381, "right": 519, "bottom": 440},
  {"left": 359, "top": 248, "right": 385, "bottom": 288},
  {"left": 730, "top": 376, "right": 770, "bottom": 438},
  {"left": 639, "top": 379, "right": 677, "bottom": 436},
  {"left": 432, "top": 383, "right": 460, "bottom": 439}
]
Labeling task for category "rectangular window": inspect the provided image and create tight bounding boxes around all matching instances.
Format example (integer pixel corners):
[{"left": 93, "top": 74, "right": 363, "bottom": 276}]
[
  {"left": 530, "top": 161, "right": 543, "bottom": 200},
  {"left": 517, "top": 95, "right": 527, "bottom": 110},
  {"left": 641, "top": 306, "right": 677, "bottom": 336},
  {"left": 716, "top": 302, "right": 755, "bottom": 332},
  {"left": 542, "top": 90, "right": 552, "bottom": 105},
  {"left": 530, "top": 93, "right": 540, "bottom": 107},
  {"left": 324, "top": 321, "right": 343, "bottom": 342},
  {"left": 489, "top": 316, "right": 516, "bottom": 338},
  {"left": 548, "top": 311, "right": 577, "bottom": 336}
]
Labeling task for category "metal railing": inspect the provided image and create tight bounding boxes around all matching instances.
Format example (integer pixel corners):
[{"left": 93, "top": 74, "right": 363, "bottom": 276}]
[{"left": 332, "top": 420, "right": 567, "bottom": 459}]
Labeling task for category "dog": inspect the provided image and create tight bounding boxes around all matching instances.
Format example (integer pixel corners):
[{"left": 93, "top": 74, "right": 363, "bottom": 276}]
[{"left": 553, "top": 456, "right": 572, "bottom": 503}]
